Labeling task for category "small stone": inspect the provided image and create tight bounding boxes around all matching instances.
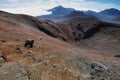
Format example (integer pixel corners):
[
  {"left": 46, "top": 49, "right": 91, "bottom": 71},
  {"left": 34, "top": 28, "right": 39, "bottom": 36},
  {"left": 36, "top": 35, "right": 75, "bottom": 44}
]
[
  {"left": 53, "top": 64, "right": 57, "bottom": 68},
  {"left": 26, "top": 50, "right": 36, "bottom": 60},
  {"left": 64, "top": 68, "right": 72, "bottom": 73},
  {"left": 1, "top": 40, "right": 5, "bottom": 43}
]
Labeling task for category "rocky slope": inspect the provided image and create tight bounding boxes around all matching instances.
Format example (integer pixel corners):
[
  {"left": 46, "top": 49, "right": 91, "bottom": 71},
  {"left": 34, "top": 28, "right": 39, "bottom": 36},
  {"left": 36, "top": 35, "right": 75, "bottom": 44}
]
[
  {"left": 0, "top": 10, "right": 120, "bottom": 80},
  {"left": 38, "top": 6, "right": 120, "bottom": 55}
]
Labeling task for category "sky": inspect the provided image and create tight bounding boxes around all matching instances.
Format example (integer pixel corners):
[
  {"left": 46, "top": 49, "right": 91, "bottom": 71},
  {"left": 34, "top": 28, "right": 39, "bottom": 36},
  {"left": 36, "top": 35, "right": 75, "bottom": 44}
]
[{"left": 0, "top": 0, "right": 120, "bottom": 16}]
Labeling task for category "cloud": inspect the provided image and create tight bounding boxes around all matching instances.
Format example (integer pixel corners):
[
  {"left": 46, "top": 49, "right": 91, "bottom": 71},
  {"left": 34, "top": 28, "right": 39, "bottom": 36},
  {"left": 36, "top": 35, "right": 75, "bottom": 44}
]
[
  {"left": 0, "top": 0, "right": 119, "bottom": 16},
  {"left": 5, "top": 0, "right": 19, "bottom": 2},
  {"left": 63, "top": 1, "right": 117, "bottom": 11},
  {"left": 1, "top": 5, "right": 51, "bottom": 16}
]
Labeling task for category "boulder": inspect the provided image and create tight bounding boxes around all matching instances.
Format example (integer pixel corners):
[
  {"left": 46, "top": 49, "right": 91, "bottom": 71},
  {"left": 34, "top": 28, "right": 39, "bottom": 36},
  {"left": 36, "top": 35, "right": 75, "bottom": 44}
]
[
  {"left": 114, "top": 55, "right": 120, "bottom": 58},
  {"left": 91, "top": 62, "right": 107, "bottom": 70},
  {"left": 0, "top": 62, "right": 28, "bottom": 80},
  {"left": 90, "top": 62, "right": 107, "bottom": 76},
  {"left": 24, "top": 39, "right": 34, "bottom": 48}
]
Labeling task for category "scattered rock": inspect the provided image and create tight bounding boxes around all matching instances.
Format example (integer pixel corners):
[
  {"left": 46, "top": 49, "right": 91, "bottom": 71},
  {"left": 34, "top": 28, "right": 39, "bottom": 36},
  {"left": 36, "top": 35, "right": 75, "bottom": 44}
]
[
  {"left": 24, "top": 39, "right": 34, "bottom": 48},
  {"left": 28, "top": 53, "right": 83, "bottom": 80},
  {"left": 1, "top": 40, "right": 6, "bottom": 43},
  {"left": 90, "top": 62, "right": 107, "bottom": 72},
  {"left": 64, "top": 68, "right": 72, "bottom": 73},
  {"left": 0, "top": 51, "right": 8, "bottom": 62},
  {"left": 26, "top": 50, "right": 36, "bottom": 60},
  {"left": 90, "top": 62, "right": 108, "bottom": 78},
  {"left": 52, "top": 64, "right": 58, "bottom": 68},
  {"left": 0, "top": 62, "right": 28, "bottom": 80},
  {"left": 114, "top": 55, "right": 120, "bottom": 58},
  {"left": 91, "top": 62, "right": 107, "bottom": 72},
  {"left": 15, "top": 45, "right": 23, "bottom": 54}
]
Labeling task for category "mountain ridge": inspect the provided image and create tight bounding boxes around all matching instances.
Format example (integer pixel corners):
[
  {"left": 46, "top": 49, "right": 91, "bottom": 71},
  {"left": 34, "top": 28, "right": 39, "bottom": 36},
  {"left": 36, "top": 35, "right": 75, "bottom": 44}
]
[{"left": 38, "top": 6, "right": 120, "bottom": 24}]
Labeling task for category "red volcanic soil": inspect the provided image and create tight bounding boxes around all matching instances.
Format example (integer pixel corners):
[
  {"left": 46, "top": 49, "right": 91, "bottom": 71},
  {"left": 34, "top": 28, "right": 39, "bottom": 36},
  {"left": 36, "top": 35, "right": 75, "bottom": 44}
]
[
  {"left": 0, "top": 11, "right": 120, "bottom": 80},
  {"left": 0, "top": 11, "right": 119, "bottom": 64}
]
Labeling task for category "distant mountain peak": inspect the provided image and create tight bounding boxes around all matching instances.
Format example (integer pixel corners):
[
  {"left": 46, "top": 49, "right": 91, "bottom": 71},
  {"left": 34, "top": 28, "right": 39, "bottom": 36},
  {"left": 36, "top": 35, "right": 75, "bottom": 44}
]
[
  {"left": 106, "top": 8, "right": 119, "bottom": 11},
  {"left": 39, "top": 6, "right": 120, "bottom": 24},
  {"left": 55, "top": 5, "right": 64, "bottom": 8},
  {"left": 100, "top": 8, "right": 120, "bottom": 16},
  {"left": 48, "top": 5, "right": 64, "bottom": 12},
  {"left": 47, "top": 5, "right": 75, "bottom": 16}
]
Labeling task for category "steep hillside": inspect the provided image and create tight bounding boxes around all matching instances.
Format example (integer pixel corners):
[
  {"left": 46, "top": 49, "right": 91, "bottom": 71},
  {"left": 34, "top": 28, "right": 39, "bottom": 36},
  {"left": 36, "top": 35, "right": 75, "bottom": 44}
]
[
  {"left": 56, "top": 15, "right": 120, "bottom": 54},
  {"left": 0, "top": 10, "right": 120, "bottom": 80},
  {"left": 38, "top": 7, "right": 120, "bottom": 54},
  {"left": 45, "top": 15, "right": 120, "bottom": 55}
]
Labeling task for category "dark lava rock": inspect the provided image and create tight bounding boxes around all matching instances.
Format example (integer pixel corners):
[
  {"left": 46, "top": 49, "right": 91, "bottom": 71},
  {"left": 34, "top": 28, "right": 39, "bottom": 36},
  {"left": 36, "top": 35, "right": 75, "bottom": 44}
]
[{"left": 24, "top": 39, "right": 34, "bottom": 48}]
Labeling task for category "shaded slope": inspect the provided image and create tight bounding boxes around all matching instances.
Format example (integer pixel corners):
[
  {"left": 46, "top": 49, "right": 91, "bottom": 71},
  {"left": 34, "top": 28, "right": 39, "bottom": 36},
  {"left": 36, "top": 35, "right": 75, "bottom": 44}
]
[{"left": 2, "top": 10, "right": 119, "bottom": 54}]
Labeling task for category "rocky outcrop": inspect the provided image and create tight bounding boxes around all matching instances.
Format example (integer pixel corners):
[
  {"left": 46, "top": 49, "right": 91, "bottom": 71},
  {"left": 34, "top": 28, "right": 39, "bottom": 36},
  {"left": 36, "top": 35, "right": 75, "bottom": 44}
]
[
  {"left": 0, "top": 62, "right": 28, "bottom": 80},
  {"left": 28, "top": 52, "right": 84, "bottom": 80},
  {"left": 70, "top": 57, "right": 120, "bottom": 80}
]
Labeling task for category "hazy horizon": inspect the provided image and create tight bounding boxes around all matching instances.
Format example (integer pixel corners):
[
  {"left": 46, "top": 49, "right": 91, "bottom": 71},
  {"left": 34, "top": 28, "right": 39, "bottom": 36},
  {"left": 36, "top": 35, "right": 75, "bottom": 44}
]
[{"left": 0, "top": 0, "right": 120, "bottom": 16}]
